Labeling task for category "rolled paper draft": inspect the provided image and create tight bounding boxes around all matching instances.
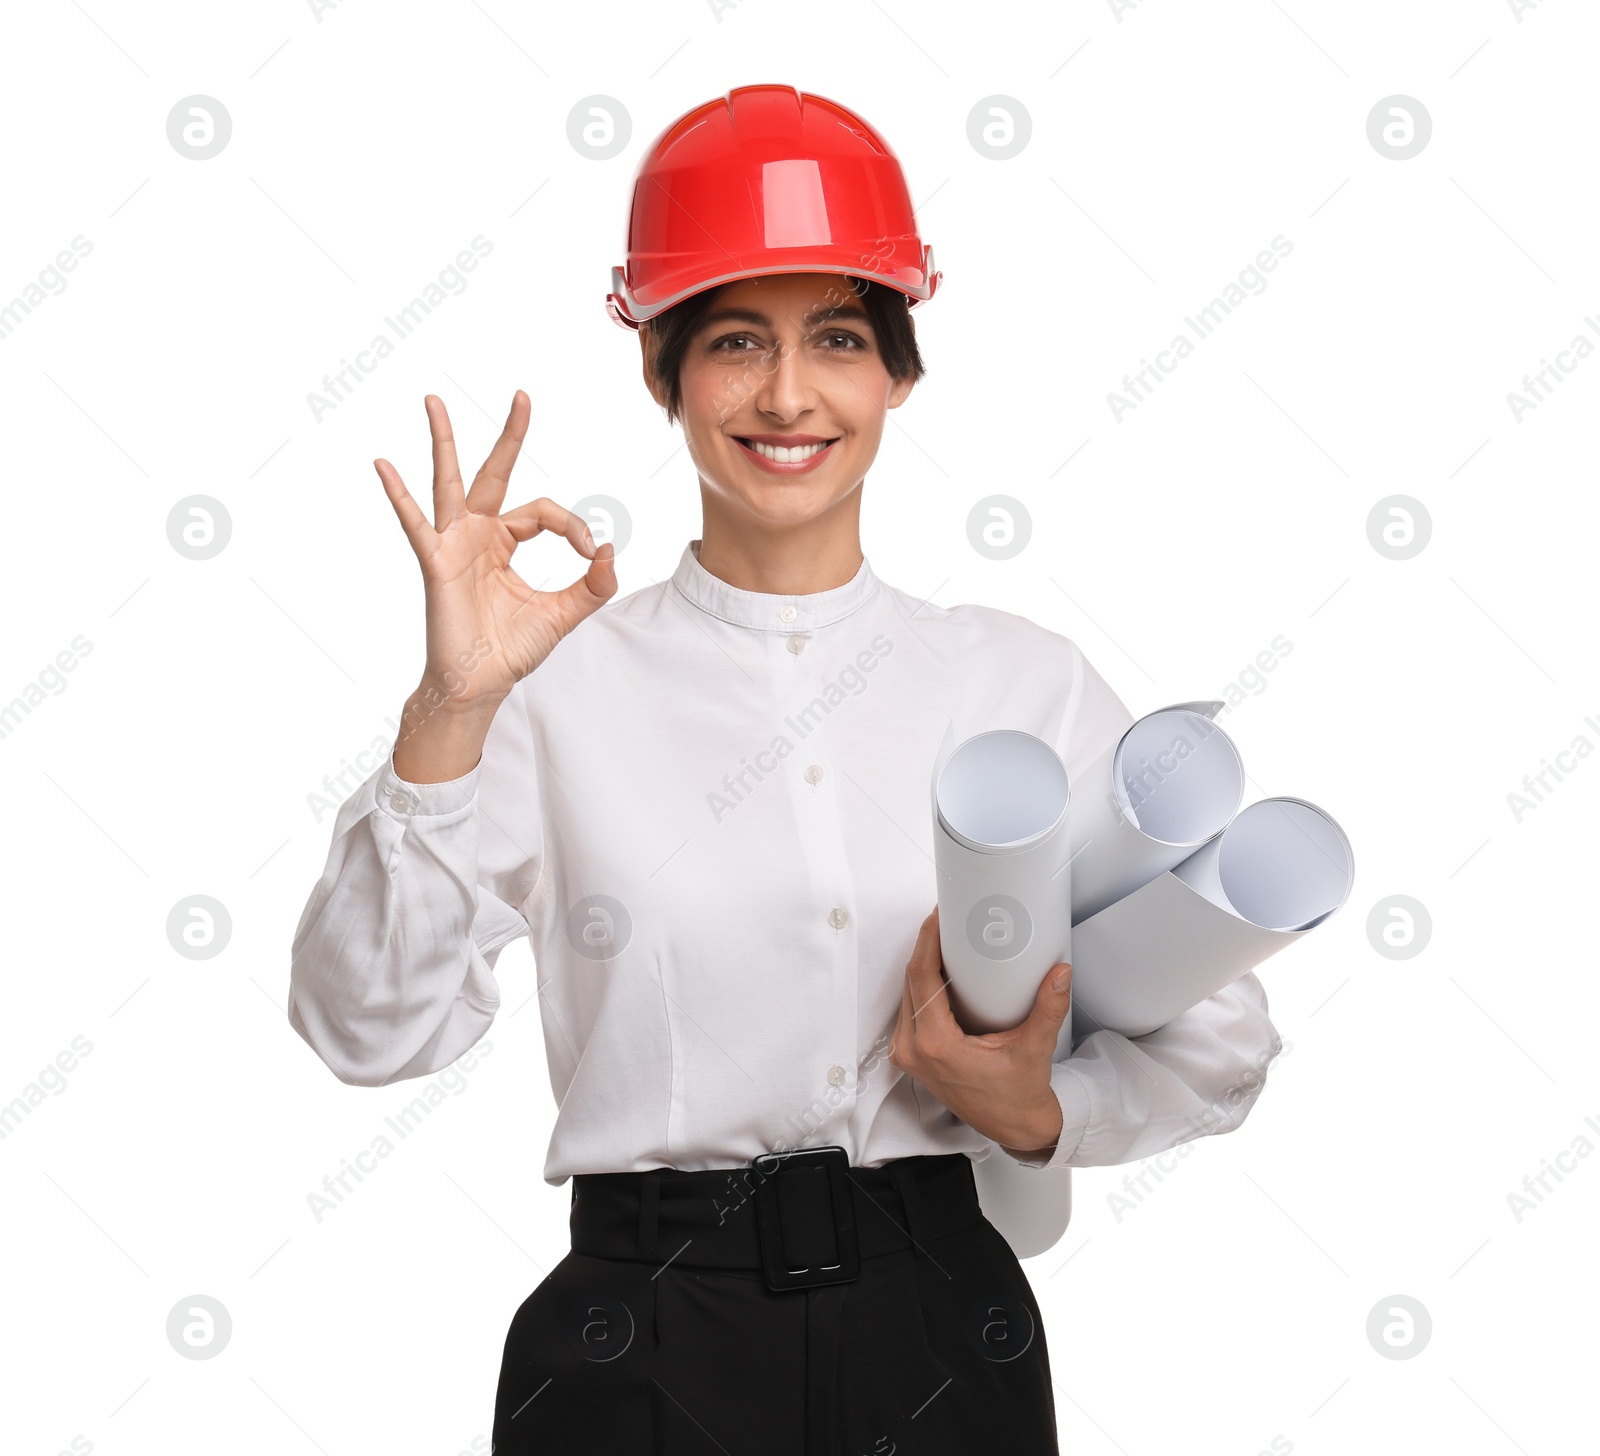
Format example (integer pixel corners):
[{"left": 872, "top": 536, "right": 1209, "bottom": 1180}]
[
  {"left": 968, "top": 1141, "right": 1074, "bottom": 1261},
  {"left": 1070, "top": 796, "right": 1355, "bottom": 1039},
  {"left": 1067, "top": 701, "right": 1246, "bottom": 925},
  {"left": 930, "top": 722, "right": 1075, "bottom": 1034},
  {"left": 929, "top": 721, "right": 1080, "bottom": 1260}
]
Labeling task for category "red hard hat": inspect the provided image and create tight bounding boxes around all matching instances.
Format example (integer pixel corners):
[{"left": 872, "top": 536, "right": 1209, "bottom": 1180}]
[{"left": 606, "top": 84, "right": 941, "bottom": 330}]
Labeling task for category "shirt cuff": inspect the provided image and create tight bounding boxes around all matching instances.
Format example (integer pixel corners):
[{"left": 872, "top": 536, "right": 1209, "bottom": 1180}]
[
  {"left": 1001, "top": 1062, "right": 1092, "bottom": 1170},
  {"left": 376, "top": 749, "right": 481, "bottom": 819}
]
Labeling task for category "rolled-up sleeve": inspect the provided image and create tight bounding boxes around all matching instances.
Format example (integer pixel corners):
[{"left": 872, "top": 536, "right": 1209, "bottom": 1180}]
[
  {"left": 1006, "top": 970, "right": 1283, "bottom": 1169},
  {"left": 287, "top": 685, "right": 544, "bottom": 1087}
]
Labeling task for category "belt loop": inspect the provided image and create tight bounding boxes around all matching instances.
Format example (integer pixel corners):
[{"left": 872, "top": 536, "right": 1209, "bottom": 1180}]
[
  {"left": 638, "top": 1170, "right": 661, "bottom": 1262},
  {"left": 888, "top": 1159, "right": 928, "bottom": 1253}
]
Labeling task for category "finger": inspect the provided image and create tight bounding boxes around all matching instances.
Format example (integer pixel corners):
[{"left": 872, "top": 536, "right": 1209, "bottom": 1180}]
[
  {"left": 500, "top": 496, "right": 598, "bottom": 560},
  {"left": 537, "top": 541, "right": 617, "bottom": 638},
  {"left": 465, "top": 389, "right": 531, "bottom": 518},
  {"left": 500, "top": 537, "right": 616, "bottom": 642},
  {"left": 425, "top": 394, "right": 466, "bottom": 530},
  {"left": 494, "top": 495, "right": 616, "bottom": 637},
  {"left": 373, "top": 458, "right": 437, "bottom": 563},
  {"left": 904, "top": 908, "right": 958, "bottom": 1036}
]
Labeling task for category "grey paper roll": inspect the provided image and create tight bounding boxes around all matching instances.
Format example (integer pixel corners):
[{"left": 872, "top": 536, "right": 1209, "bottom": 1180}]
[
  {"left": 1067, "top": 701, "right": 1246, "bottom": 925},
  {"left": 969, "top": 1144, "right": 1074, "bottom": 1260},
  {"left": 928, "top": 722, "right": 1080, "bottom": 1260},
  {"left": 1071, "top": 796, "right": 1354, "bottom": 1038},
  {"left": 931, "top": 723, "right": 1075, "bottom": 1034}
]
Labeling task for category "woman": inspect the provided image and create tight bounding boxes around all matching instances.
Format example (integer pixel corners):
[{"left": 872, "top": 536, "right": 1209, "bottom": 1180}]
[{"left": 288, "top": 85, "right": 1280, "bottom": 1455}]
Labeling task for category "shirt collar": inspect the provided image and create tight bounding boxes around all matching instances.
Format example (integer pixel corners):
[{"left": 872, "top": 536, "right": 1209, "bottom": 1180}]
[{"left": 670, "top": 538, "right": 880, "bottom": 632}]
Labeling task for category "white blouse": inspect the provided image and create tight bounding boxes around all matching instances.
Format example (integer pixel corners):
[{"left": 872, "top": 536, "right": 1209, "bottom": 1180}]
[{"left": 288, "top": 539, "right": 1282, "bottom": 1185}]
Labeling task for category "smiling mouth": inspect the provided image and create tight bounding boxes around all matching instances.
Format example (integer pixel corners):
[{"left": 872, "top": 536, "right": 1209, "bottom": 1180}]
[{"left": 734, "top": 436, "right": 840, "bottom": 464}]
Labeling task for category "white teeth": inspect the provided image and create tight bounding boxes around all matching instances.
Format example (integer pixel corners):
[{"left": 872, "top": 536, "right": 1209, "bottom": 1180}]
[{"left": 746, "top": 439, "right": 829, "bottom": 463}]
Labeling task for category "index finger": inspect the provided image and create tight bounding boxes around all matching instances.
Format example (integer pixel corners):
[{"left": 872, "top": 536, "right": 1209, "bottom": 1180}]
[{"left": 499, "top": 496, "right": 598, "bottom": 560}]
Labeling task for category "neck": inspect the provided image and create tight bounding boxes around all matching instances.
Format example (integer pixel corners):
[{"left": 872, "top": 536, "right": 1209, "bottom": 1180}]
[{"left": 695, "top": 487, "right": 865, "bottom": 595}]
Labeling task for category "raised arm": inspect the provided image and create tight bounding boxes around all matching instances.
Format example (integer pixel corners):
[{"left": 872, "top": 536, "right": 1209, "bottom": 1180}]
[{"left": 286, "top": 391, "right": 616, "bottom": 1085}]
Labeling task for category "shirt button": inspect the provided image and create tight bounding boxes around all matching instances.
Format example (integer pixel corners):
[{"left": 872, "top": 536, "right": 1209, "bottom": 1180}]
[
  {"left": 779, "top": 604, "right": 798, "bottom": 623},
  {"left": 827, "top": 1064, "right": 847, "bottom": 1086},
  {"left": 786, "top": 633, "right": 807, "bottom": 654},
  {"left": 387, "top": 791, "right": 411, "bottom": 813},
  {"left": 805, "top": 764, "right": 824, "bottom": 785},
  {"left": 828, "top": 907, "right": 849, "bottom": 929}
]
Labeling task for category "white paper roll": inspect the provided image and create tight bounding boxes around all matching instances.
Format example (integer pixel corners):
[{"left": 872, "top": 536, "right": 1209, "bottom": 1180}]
[
  {"left": 929, "top": 722, "right": 1079, "bottom": 1260},
  {"left": 1067, "top": 701, "right": 1246, "bottom": 925},
  {"left": 968, "top": 1145, "right": 1074, "bottom": 1260},
  {"left": 931, "top": 723, "right": 1076, "bottom": 1034},
  {"left": 1071, "top": 796, "right": 1355, "bottom": 1038}
]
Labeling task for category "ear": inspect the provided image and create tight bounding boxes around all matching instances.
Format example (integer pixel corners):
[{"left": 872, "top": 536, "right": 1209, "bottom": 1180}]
[{"left": 886, "top": 371, "right": 916, "bottom": 410}]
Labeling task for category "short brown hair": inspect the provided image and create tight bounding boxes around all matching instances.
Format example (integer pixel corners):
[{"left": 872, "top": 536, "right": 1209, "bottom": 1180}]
[{"left": 642, "top": 275, "right": 926, "bottom": 425}]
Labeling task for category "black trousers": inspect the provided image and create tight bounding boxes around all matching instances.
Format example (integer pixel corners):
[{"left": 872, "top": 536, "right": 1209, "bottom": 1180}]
[{"left": 491, "top": 1151, "right": 1059, "bottom": 1455}]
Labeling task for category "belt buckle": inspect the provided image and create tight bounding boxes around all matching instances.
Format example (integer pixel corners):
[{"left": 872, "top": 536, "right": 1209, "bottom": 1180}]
[{"left": 749, "top": 1145, "right": 861, "bottom": 1292}]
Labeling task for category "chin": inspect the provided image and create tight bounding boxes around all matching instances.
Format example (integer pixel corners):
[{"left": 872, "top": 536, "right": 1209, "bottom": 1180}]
[{"left": 734, "top": 491, "right": 832, "bottom": 525}]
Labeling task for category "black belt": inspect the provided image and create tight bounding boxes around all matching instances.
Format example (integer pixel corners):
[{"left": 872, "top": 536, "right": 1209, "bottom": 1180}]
[{"left": 568, "top": 1148, "right": 985, "bottom": 1454}]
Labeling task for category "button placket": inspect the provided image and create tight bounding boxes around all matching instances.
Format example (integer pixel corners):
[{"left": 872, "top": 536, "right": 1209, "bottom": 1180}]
[{"left": 774, "top": 622, "right": 858, "bottom": 1140}]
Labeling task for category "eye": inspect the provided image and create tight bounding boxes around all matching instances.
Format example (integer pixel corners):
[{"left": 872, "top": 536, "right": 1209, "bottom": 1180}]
[
  {"left": 710, "top": 332, "right": 765, "bottom": 353},
  {"left": 821, "top": 330, "right": 867, "bottom": 352}
]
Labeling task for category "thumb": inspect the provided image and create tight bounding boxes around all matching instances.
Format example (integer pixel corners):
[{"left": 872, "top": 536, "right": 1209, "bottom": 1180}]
[{"left": 1026, "top": 960, "right": 1073, "bottom": 1039}]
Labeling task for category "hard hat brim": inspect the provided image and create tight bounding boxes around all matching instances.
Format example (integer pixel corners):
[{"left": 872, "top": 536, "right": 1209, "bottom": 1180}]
[{"left": 608, "top": 251, "right": 941, "bottom": 332}]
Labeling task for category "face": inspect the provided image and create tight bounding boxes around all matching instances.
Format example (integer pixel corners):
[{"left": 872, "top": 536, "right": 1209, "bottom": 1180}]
[{"left": 641, "top": 272, "right": 915, "bottom": 527}]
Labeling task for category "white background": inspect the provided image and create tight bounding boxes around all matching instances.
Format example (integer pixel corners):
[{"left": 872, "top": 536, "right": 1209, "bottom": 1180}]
[{"left": 2, "top": 1, "right": 1595, "bottom": 1453}]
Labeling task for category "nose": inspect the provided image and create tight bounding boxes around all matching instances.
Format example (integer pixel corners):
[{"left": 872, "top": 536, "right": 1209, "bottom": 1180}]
[{"left": 750, "top": 333, "right": 819, "bottom": 423}]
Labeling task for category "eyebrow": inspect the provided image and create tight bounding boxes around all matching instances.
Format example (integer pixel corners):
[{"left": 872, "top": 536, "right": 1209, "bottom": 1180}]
[{"left": 697, "top": 303, "right": 874, "bottom": 332}]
